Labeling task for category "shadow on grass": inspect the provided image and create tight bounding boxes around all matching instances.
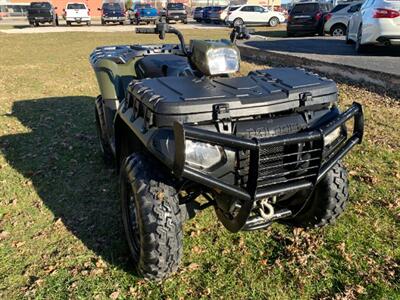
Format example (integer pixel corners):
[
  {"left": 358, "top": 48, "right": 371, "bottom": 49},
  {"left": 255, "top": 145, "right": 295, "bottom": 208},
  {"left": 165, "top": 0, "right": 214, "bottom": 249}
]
[{"left": 0, "top": 96, "right": 134, "bottom": 273}]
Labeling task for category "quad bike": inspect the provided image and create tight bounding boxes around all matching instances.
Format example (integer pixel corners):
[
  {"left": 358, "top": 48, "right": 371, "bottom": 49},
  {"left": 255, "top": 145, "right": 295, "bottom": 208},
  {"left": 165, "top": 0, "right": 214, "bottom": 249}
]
[{"left": 90, "top": 23, "right": 364, "bottom": 280}]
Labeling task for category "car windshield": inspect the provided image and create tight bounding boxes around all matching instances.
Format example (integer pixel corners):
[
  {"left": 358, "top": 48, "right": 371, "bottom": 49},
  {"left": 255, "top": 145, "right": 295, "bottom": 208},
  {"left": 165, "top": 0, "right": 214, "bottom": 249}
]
[
  {"left": 291, "top": 3, "right": 319, "bottom": 13},
  {"left": 229, "top": 6, "right": 239, "bottom": 11},
  {"left": 195, "top": 7, "right": 202, "bottom": 11},
  {"left": 103, "top": 3, "right": 122, "bottom": 11},
  {"left": 330, "top": 3, "right": 349, "bottom": 13},
  {"left": 67, "top": 3, "right": 86, "bottom": 9},
  {"left": 167, "top": 3, "right": 183, "bottom": 9},
  {"left": 30, "top": 2, "right": 51, "bottom": 8}
]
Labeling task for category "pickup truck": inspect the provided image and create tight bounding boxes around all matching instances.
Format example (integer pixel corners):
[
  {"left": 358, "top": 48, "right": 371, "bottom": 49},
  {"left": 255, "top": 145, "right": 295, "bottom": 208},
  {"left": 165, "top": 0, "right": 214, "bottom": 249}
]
[
  {"left": 160, "top": 3, "right": 187, "bottom": 24},
  {"left": 27, "top": 2, "right": 59, "bottom": 26},
  {"left": 100, "top": 2, "right": 126, "bottom": 25},
  {"left": 63, "top": 2, "right": 91, "bottom": 26},
  {"left": 128, "top": 4, "right": 158, "bottom": 25}
]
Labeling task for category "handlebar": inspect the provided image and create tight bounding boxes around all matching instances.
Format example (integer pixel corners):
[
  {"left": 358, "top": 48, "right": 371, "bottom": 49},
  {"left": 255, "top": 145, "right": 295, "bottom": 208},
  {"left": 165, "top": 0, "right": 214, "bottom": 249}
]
[{"left": 135, "top": 23, "right": 188, "bottom": 56}]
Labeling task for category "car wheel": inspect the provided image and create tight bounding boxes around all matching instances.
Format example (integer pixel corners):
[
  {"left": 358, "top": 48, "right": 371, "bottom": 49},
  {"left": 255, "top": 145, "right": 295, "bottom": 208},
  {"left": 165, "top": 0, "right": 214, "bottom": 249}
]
[
  {"left": 345, "top": 25, "right": 353, "bottom": 44},
  {"left": 120, "top": 153, "right": 183, "bottom": 280},
  {"left": 330, "top": 24, "right": 346, "bottom": 36},
  {"left": 355, "top": 25, "right": 367, "bottom": 53},
  {"left": 233, "top": 18, "right": 243, "bottom": 27},
  {"left": 269, "top": 17, "right": 279, "bottom": 27},
  {"left": 288, "top": 162, "right": 349, "bottom": 228}
]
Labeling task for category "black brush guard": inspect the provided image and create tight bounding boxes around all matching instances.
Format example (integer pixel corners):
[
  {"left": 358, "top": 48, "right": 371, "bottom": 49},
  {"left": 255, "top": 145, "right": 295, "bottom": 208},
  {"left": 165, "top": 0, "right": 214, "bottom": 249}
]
[{"left": 173, "top": 103, "right": 364, "bottom": 232}]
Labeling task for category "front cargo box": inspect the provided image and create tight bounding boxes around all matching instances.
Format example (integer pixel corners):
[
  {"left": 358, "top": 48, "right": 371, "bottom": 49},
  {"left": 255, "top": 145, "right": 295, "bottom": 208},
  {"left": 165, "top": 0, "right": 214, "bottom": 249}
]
[{"left": 127, "top": 68, "right": 337, "bottom": 127}]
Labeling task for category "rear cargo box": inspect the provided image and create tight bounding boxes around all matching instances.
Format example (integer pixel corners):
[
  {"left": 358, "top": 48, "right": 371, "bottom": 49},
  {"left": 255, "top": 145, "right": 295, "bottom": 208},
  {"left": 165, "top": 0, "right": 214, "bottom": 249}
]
[{"left": 128, "top": 68, "right": 337, "bottom": 127}]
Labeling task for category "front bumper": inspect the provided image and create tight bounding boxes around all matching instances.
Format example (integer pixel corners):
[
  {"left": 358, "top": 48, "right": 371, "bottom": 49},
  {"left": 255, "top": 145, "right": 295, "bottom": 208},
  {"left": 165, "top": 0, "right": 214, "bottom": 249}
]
[{"left": 173, "top": 102, "right": 364, "bottom": 231}]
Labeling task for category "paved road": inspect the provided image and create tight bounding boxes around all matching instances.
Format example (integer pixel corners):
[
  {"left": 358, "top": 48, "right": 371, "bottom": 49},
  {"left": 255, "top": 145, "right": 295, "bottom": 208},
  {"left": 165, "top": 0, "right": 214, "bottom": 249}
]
[
  {"left": 0, "top": 19, "right": 226, "bottom": 34},
  {"left": 243, "top": 36, "right": 400, "bottom": 76}
]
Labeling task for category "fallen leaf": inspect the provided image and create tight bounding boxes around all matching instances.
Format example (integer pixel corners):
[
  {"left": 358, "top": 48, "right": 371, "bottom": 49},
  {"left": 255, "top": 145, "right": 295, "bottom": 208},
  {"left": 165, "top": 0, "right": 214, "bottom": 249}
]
[{"left": 110, "top": 291, "right": 120, "bottom": 299}]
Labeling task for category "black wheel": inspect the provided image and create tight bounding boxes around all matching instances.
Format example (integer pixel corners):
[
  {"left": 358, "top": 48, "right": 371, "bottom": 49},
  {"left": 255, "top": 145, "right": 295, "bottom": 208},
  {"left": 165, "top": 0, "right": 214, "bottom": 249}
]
[
  {"left": 355, "top": 24, "right": 367, "bottom": 53},
  {"left": 290, "top": 162, "right": 349, "bottom": 228},
  {"left": 269, "top": 17, "right": 279, "bottom": 27},
  {"left": 345, "top": 25, "right": 353, "bottom": 44},
  {"left": 35, "top": 22, "right": 39, "bottom": 27},
  {"left": 233, "top": 18, "right": 243, "bottom": 27},
  {"left": 120, "top": 154, "right": 183, "bottom": 280},
  {"left": 330, "top": 24, "right": 346, "bottom": 36},
  {"left": 95, "top": 95, "right": 113, "bottom": 165}
]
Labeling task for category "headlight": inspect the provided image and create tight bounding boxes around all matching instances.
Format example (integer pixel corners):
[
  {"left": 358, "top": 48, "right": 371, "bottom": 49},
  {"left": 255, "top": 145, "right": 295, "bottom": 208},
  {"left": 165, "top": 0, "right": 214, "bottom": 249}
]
[
  {"left": 207, "top": 48, "right": 239, "bottom": 75},
  {"left": 185, "top": 140, "right": 223, "bottom": 169},
  {"left": 324, "top": 127, "right": 341, "bottom": 146}
]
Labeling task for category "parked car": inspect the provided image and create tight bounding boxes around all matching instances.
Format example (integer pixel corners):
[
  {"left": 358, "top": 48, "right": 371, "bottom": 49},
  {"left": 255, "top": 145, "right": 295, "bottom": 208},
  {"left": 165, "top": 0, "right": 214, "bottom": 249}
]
[
  {"left": 27, "top": 2, "right": 58, "bottom": 27},
  {"left": 161, "top": 3, "right": 187, "bottom": 24},
  {"left": 99, "top": 2, "right": 125, "bottom": 25},
  {"left": 128, "top": 4, "right": 158, "bottom": 25},
  {"left": 347, "top": 0, "right": 400, "bottom": 52},
  {"left": 209, "top": 6, "right": 228, "bottom": 24},
  {"left": 225, "top": 4, "right": 286, "bottom": 27},
  {"left": 324, "top": 2, "right": 362, "bottom": 36},
  {"left": 202, "top": 6, "right": 213, "bottom": 23},
  {"left": 193, "top": 6, "right": 203, "bottom": 22},
  {"left": 287, "top": 2, "right": 332, "bottom": 36},
  {"left": 63, "top": 2, "right": 91, "bottom": 26}
]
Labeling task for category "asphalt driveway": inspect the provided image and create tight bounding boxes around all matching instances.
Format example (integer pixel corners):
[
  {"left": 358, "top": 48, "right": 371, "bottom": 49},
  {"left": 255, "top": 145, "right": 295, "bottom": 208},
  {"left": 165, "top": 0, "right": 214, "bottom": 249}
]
[{"left": 243, "top": 36, "right": 400, "bottom": 76}]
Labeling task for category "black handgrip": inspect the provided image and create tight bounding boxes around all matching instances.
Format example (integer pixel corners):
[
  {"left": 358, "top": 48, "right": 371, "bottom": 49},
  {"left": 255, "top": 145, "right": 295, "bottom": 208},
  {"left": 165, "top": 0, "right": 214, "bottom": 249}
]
[{"left": 136, "top": 28, "right": 156, "bottom": 34}]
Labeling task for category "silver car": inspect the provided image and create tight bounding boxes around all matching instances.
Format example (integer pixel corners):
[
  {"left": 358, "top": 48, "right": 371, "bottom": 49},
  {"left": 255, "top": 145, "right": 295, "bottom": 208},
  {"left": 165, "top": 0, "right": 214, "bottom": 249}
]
[{"left": 324, "top": 2, "right": 363, "bottom": 36}]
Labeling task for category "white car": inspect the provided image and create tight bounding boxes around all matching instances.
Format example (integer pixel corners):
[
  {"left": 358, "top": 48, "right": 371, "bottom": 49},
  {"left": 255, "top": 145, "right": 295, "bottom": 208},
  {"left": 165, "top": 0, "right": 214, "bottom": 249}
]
[
  {"left": 63, "top": 2, "right": 91, "bottom": 26},
  {"left": 225, "top": 5, "right": 286, "bottom": 27},
  {"left": 347, "top": 0, "right": 400, "bottom": 52},
  {"left": 324, "top": 2, "right": 363, "bottom": 36}
]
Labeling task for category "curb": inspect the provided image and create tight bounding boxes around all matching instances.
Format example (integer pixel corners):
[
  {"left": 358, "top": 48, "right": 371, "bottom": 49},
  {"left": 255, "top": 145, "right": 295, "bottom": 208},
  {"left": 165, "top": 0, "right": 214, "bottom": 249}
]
[{"left": 238, "top": 44, "right": 400, "bottom": 93}]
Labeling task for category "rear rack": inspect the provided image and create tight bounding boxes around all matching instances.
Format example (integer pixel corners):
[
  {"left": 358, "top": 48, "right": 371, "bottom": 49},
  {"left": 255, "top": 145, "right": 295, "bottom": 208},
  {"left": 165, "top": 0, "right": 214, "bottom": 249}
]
[{"left": 173, "top": 102, "right": 364, "bottom": 232}]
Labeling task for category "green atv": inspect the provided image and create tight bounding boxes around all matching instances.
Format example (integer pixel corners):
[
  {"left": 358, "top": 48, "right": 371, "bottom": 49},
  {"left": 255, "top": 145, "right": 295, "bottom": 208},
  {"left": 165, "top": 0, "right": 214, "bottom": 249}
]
[{"left": 90, "top": 23, "right": 364, "bottom": 280}]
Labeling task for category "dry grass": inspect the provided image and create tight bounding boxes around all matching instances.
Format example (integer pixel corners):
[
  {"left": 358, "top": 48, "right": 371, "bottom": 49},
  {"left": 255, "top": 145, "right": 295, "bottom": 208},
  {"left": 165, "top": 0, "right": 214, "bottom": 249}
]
[{"left": 0, "top": 30, "right": 399, "bottom": 299}]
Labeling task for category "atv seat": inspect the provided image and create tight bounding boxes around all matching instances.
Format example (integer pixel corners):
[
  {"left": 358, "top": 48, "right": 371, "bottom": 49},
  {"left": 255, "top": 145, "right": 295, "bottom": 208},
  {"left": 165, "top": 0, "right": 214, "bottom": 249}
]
[{"left": 135, "top": 54, "right": 191, "bottom": 78}]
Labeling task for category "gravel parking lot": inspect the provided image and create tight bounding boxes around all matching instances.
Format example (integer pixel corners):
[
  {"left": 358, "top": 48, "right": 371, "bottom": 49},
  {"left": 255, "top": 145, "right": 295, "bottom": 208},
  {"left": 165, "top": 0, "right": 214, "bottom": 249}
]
[
  {"left": 243, "top": 35, "right": 400, "bottom": 77},
  {"left": 0, "top": 18, "right": 225, "bottom": 34}
]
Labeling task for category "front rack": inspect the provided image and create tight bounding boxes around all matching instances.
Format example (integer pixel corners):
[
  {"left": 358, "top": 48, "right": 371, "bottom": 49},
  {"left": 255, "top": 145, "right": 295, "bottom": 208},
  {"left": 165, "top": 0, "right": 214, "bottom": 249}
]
[{"left": 173, "top": 102, "right": 364, "bottom": 232}]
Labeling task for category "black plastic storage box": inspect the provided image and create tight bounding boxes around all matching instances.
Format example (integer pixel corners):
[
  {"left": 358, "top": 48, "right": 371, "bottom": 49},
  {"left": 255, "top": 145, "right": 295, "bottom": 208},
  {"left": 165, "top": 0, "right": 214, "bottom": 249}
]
[{"left": 127, "top": 68, "right": 338, "bottom": 127}]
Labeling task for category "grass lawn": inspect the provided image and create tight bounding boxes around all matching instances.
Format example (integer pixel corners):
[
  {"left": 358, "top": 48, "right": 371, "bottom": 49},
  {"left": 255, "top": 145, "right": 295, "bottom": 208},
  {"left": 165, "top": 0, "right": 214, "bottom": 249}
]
[{"left": 0, "top": 29, "right": 399, "bottom": 299}]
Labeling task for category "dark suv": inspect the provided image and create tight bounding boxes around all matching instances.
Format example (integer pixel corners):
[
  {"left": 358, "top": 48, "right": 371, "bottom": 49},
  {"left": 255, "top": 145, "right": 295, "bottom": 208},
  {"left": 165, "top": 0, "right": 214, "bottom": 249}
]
[{"left": 287, "top": 2, "right": 332, "bottom": 36}]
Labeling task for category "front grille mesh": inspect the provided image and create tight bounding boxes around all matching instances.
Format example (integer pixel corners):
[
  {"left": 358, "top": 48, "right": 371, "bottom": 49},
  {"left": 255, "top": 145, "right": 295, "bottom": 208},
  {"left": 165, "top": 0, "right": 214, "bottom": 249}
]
[{"left": 237, "top": 139, "right": 323, "bottom": 191}]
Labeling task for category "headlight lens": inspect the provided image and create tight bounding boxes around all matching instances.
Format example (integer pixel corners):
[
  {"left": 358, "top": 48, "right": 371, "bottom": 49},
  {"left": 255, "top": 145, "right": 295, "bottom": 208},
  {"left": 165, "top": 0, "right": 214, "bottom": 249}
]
[
  {"left": 207, "top": 48, "right": 239, "bottom": 75},
  {"left": 185, "top": 140, "right": 223, "bottom": 169},
  {"left": 324, "top": 127, "right": 341, "bottom": 146}
]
